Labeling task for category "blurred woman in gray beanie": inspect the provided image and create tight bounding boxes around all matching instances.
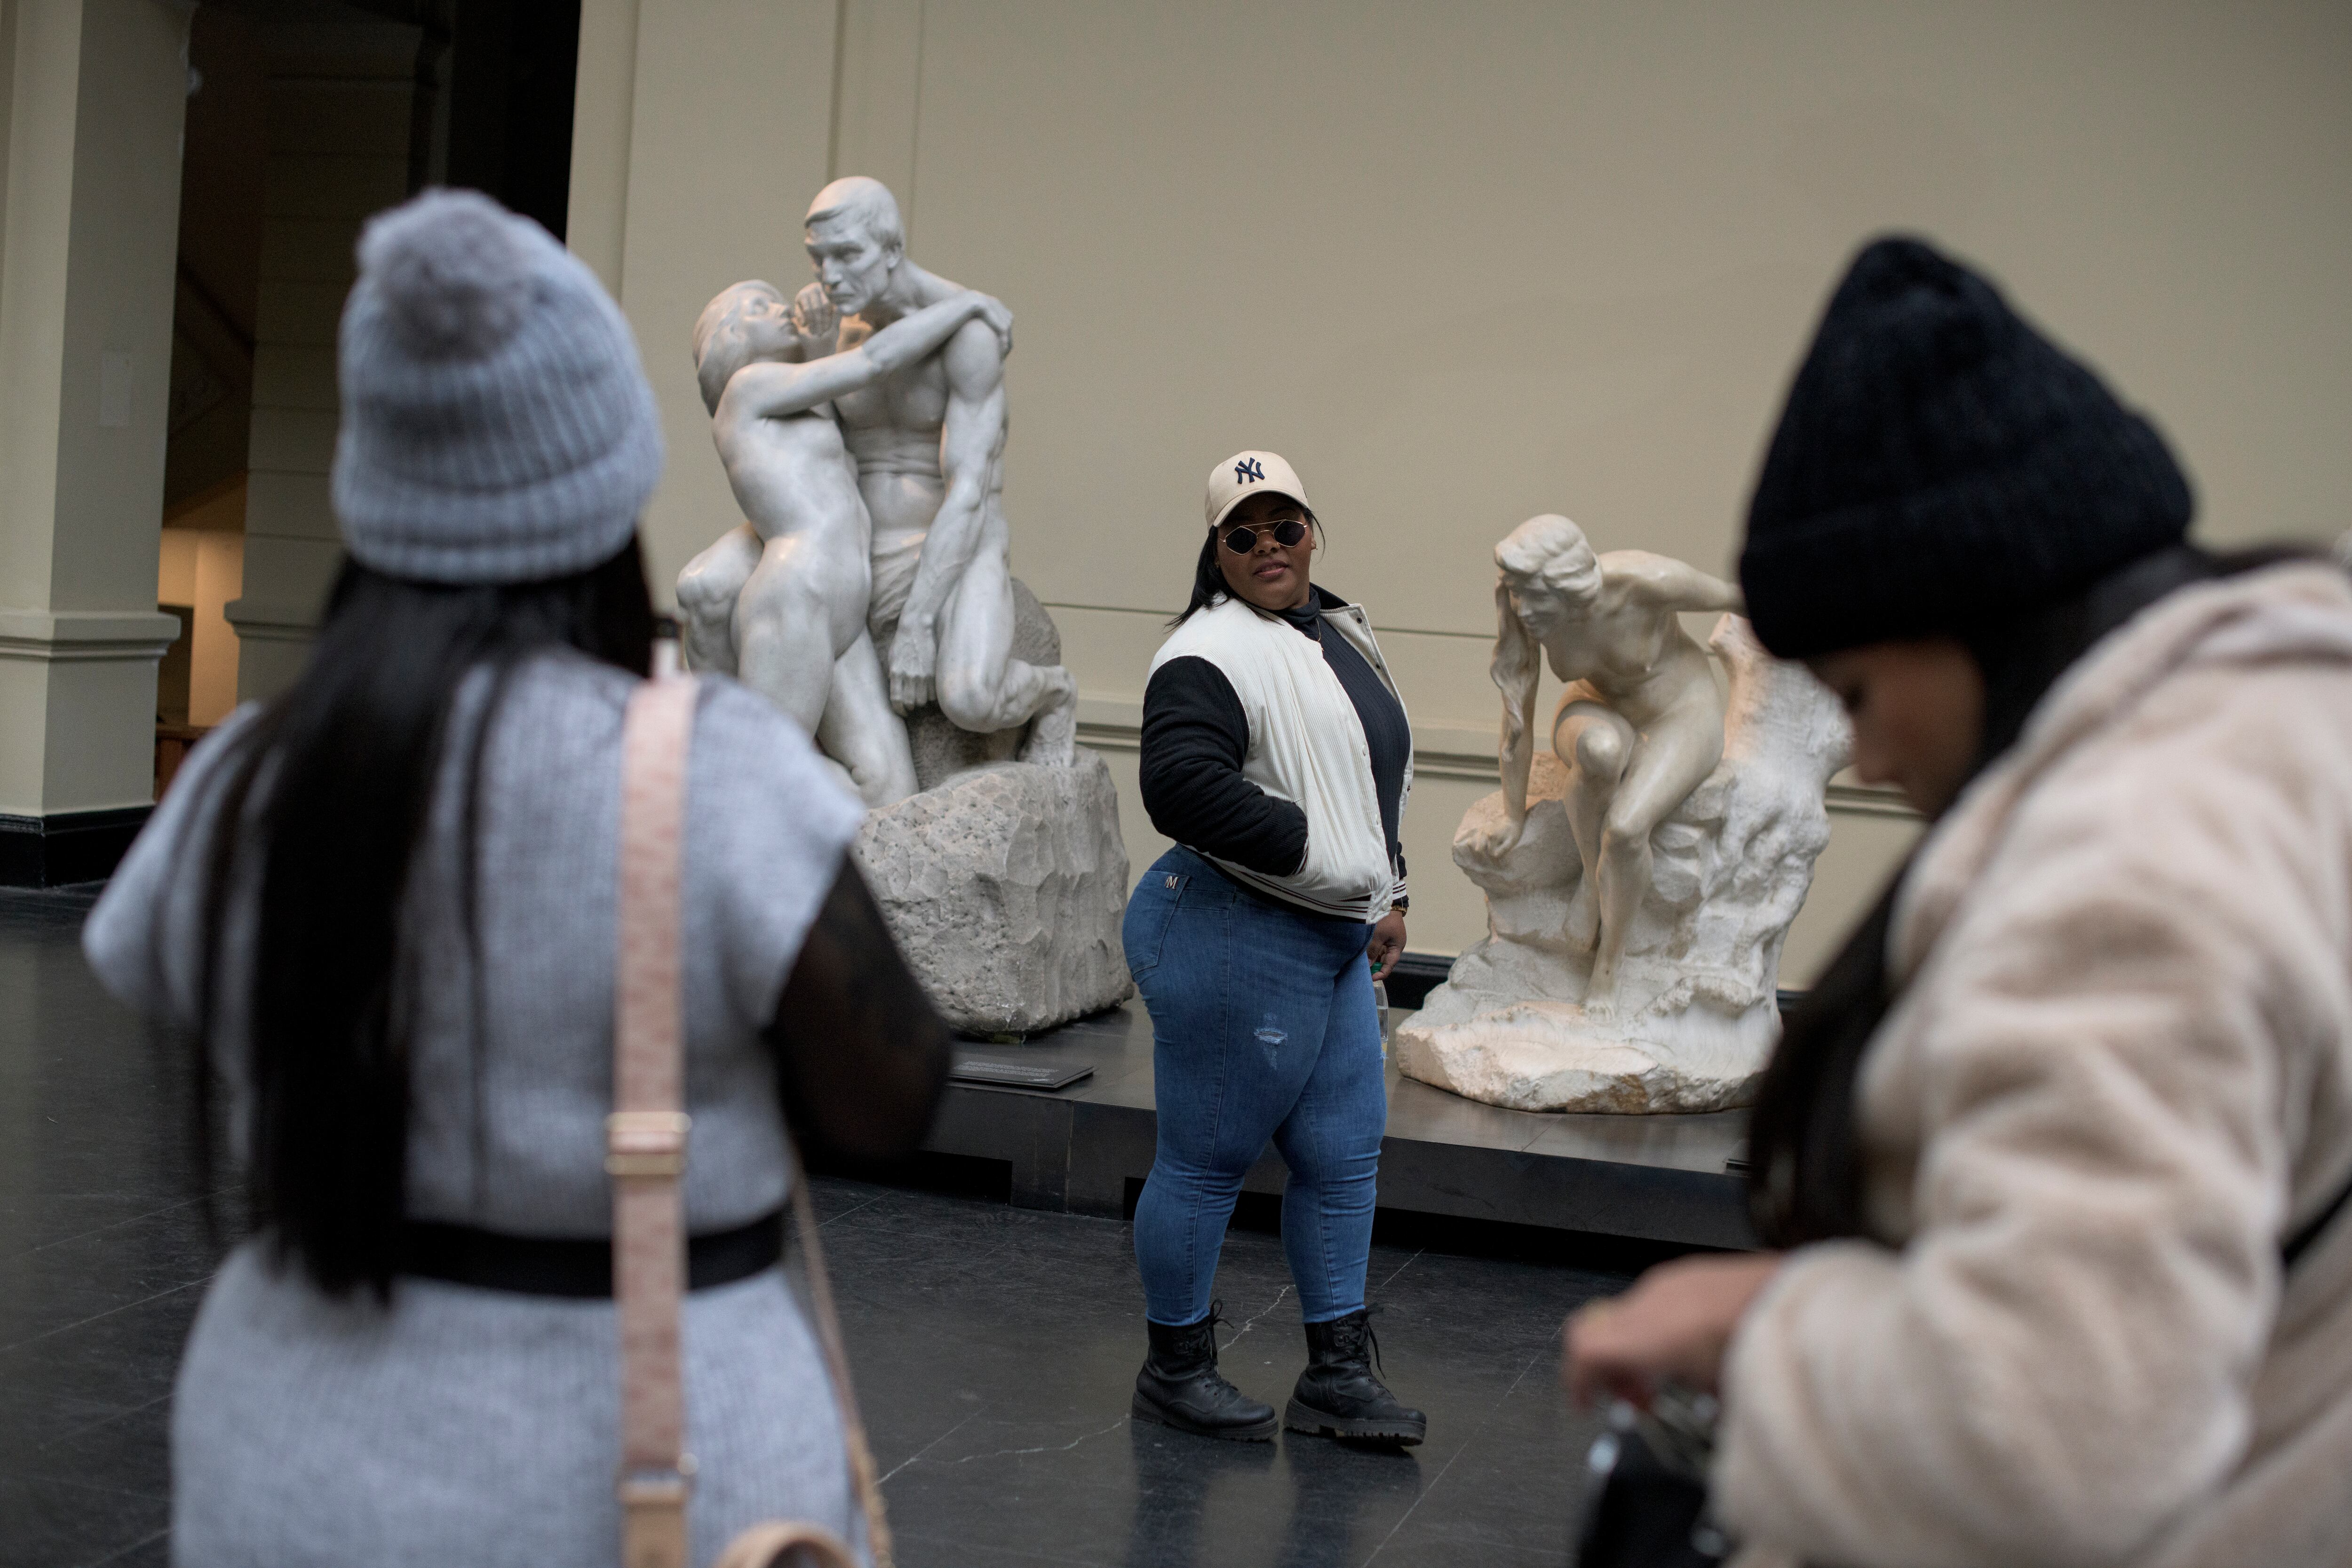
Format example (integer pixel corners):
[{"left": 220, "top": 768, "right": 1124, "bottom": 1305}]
[
  {"left": 83, "top": 190, "right": 948, "bottom": 1565},
  {"left": 1566, "top": 236, "right": 2352, "bottom": 1568}
]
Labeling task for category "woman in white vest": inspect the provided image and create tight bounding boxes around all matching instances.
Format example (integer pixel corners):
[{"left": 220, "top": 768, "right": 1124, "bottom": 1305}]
[{"left": 1122, "top": 450, "right": 1424, "bottom": 1445}]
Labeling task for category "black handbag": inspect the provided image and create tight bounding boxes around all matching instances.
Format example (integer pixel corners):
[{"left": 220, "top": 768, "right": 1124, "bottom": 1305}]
[{"left": 1572, "top": 1386, "right": 1733, "bottom": 1568}]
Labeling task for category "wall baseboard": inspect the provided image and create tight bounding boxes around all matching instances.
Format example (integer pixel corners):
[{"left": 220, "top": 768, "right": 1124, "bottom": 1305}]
[{"left": 0, "top": 807, "right": 151, "bottom": 888}]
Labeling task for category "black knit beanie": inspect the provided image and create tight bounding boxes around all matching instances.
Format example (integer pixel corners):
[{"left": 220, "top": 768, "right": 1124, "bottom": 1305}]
[{"left": 1738, "top": 236, "right": 2193, "bottom": 660}]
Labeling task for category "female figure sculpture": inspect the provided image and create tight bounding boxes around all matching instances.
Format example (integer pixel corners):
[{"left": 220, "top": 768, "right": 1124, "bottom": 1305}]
[{"left": 1475, "top": 515, "right": 1744, "bottom": 1018}]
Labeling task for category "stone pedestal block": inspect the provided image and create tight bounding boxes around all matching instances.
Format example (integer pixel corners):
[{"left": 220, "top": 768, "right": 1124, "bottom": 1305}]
[{"left": 855, "top": 747, "right": 1133, "bottom": 1036}]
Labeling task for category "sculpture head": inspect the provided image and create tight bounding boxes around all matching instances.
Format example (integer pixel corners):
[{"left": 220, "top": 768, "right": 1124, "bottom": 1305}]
[
  {"left": 1495, "top": 514, "right": 1603, "bottom": 642},
  {"left": 1489, "top": 515, "right": 1604, "bottom": 804},
  {"left": 803, "top": 177, "right": 906, "bottom": 317},
  {"left": 690, "top": 280, "right": 795, "bottom": 415}
]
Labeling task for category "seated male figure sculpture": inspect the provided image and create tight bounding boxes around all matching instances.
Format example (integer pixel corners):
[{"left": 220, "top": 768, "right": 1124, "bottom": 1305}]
[
  {"left": 1472, "top": 515, "right": 1745, "bottom": 1019},
  {"left": 677, "top": 279, "right": 1012, "bottom": 807},
  {"left": 801, "top": 176, "right": 1078, "bottom": 761}
]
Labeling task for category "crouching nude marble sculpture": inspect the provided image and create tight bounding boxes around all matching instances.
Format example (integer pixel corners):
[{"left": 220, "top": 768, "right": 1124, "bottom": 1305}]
[
  {"left": 1393, "top": 516, "right": 1848, "bottom": 1113},
  {"left": 678, "top": 177, "right": 1126, "bottom": 1035}
]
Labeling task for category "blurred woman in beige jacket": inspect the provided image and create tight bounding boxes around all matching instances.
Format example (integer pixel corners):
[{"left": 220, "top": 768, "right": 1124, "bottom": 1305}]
[{"left": 1567, "top": 238, "right": 2352, "bottom": 1568}]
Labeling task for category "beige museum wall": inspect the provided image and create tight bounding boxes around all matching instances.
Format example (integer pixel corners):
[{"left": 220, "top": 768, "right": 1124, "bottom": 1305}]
[{"left": 573, "top": 0, "right": 2351, "bottom": 975}]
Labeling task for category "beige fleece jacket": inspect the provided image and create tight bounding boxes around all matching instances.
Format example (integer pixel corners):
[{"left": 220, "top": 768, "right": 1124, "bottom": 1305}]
[{"left": 1716, "top": 563, "right": 2352, "bottom": 1568}]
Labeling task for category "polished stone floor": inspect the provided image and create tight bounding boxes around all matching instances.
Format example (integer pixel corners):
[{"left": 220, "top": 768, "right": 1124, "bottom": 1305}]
[{"left": 0, "top": 884, "right": 1646, "bottom": 1567}]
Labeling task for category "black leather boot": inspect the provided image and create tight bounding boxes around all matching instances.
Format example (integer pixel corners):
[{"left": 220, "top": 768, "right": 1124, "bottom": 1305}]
[
  {"left": 1131, "top": 1302, "right": 1278, "bottom": 1441},
  {"left": 1285, "top": 1309, "right": 1426, "bottom": 1445}
]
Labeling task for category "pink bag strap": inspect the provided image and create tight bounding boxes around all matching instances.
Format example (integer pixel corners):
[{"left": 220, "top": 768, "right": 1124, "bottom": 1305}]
[
  {"left": 786, "top": 1149, "right": 894, "bottom": 1565},
  {"left": 612, "top": 674, "right": 699, "bottom": 1568},
  {"left": 611, "top": 672, "right": 893, "bottom": 1568}
]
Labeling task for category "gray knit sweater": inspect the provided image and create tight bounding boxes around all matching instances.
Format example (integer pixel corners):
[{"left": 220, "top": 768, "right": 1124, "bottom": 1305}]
[{"left": 84, "top": 653, "right": 869, "bottom": 1568}]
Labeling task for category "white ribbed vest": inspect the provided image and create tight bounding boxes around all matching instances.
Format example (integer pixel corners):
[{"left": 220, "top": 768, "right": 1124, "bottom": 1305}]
[{"left": 1148, "top": 595, "right": 1401, "bottom": 919}]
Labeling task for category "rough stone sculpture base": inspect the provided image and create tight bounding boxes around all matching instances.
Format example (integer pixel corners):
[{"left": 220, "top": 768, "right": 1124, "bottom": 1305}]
[
  {"left": 1394, "top": 618, "right": 1847, "bottom": 1113},
  {"left": 854, "top": 583, "right": 1132, "bottom": 1036},
  {"left": 855, "top": 748, "right": 1132, "bottom": 1036}
]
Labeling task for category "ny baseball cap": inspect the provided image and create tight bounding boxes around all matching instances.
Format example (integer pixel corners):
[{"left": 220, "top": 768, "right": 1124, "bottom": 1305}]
[{"left": 1206, "top": 449, "right": 1312, "bottom": 532}]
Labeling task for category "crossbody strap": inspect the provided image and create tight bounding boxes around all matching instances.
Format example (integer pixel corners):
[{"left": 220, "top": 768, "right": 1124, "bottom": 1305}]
[
  {"left": 787, "top": 1149, "right": 894, "bottom": 1565},
  {"left": 613, "top": 674, "right": 895, "bottom": 1568},
  {"left": 613, "top": 675, "right": 699, "bottom": 1568}
]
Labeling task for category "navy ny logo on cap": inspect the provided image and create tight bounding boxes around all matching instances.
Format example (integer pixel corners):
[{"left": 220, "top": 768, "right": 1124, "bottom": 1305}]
[{"left": 1206, "top": 450, "right": 1308, "bottom": 530}]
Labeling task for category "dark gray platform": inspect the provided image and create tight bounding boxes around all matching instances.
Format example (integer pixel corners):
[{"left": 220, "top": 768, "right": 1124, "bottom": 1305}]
[{"left": 927, "top": 1002, "right": 1756, "bottom": 1250}]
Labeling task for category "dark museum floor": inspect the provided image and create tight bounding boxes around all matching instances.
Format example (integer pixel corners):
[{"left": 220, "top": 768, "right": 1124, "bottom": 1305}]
[{"left": 0, "top": 883, "right": 1651, "bottom": 1567}]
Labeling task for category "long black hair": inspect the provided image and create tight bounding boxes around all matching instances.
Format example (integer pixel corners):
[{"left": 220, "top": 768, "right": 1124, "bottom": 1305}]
[
  {"left": 1746, "top": 542, "right": 2311, "bottom": 1247},
  {"left": 1170, "top": 509, "right": 1323, "bottom": 627},
  {"left": 180, "top": 539, "right": 654, "bottom": 1298}
]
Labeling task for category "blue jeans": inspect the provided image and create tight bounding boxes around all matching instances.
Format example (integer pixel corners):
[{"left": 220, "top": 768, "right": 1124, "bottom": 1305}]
[{"left": 1124, "top": 847, "right": 1386, "bottom": 1327}]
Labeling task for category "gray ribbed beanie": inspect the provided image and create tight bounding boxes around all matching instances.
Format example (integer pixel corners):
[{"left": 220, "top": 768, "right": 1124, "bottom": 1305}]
[{"left": 331, "top": 189, "right": 663, "bottom": 585}]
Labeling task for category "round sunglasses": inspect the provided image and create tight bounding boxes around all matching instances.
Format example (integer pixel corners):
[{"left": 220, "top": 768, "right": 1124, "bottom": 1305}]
[{"left": 1219, "top": 517, "right": 1310, "bottom": 553}]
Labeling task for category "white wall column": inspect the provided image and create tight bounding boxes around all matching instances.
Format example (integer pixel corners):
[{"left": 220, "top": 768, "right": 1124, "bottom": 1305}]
[{"left": 0, "top": 0, "right": 190, "bottom": 884}]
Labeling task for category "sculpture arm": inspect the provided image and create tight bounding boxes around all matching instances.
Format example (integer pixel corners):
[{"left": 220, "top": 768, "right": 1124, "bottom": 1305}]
[
  {"left": 766, "top": 856, "right": 952, "bottom": 1160},
  {"left": 1485, "top": 581, "right": 1542, "bottom": 855},
  {"left": 697, "top": 324, "right": 805, "bottom": 416},
  {"left": 888, "top": 320, "right": 1006, "bottom": 708},
  {"left": 1498, "top": 700, "right": 1535, "bottom": 840},
  {"left": 1614, "top": 552, "right": 1746, "bottom": 614},
  {"left": 728, "top": 293, "right": 1011, "bottom": 422}
]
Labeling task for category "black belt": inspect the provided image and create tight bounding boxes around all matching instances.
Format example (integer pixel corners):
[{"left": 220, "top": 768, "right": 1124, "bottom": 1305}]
[{"left": 399, "top": 1210, "right": 784, "bottom": 1298}]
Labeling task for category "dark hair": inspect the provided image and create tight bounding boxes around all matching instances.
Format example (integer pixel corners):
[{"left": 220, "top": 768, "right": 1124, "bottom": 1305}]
[
  {"left": 1169, "top": 507, "right": 1322, "bottom": 627},
  {"left": 1746, "top": 542, "right": 2314, "bottom": 1246},
  {"left": 181, "top": 539, "right": 654, "bottom": 1298}
]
